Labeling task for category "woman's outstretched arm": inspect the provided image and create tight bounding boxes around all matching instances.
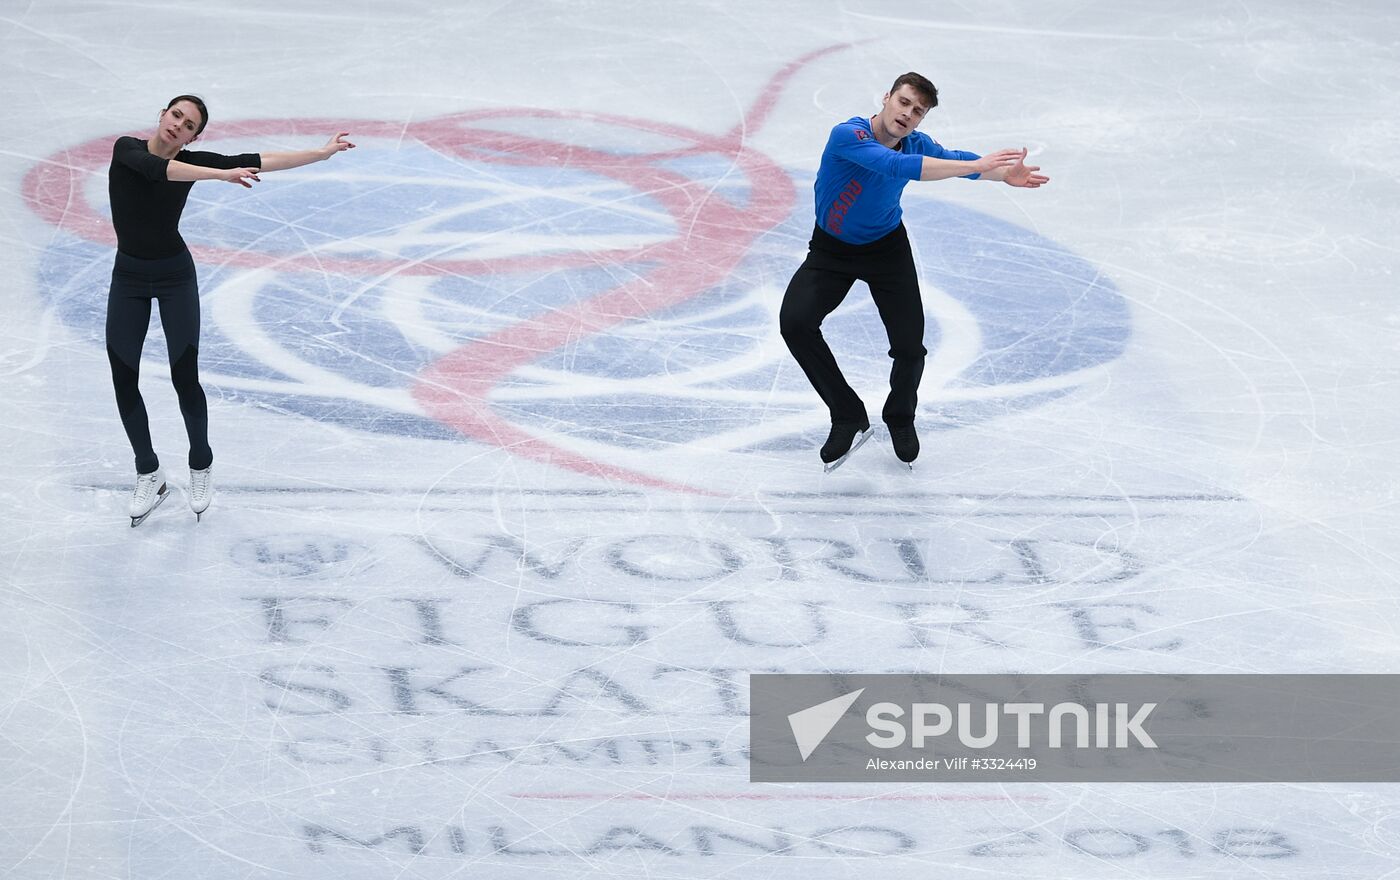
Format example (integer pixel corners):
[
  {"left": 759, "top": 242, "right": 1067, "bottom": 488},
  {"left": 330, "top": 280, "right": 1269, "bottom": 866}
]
[{"left": 259, "top": 132, "right": 356, "bottom": 172}]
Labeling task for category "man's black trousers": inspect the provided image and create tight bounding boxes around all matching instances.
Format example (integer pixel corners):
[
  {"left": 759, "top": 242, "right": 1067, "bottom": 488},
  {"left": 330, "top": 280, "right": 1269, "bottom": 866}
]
[{"left": 779, "top": 223, "right": 926, "bottom": 429}]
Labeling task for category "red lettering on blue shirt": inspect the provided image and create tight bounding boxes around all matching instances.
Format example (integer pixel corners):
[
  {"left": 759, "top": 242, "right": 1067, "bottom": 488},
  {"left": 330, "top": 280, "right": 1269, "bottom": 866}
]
[{"left": 824, "top": 179, "right": 864, "bottom": 236}]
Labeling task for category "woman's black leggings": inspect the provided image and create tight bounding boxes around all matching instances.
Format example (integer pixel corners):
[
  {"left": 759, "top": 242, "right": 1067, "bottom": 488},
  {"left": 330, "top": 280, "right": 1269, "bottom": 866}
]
[{"left": 105, "top": 250, "right": 211, "bottom": 475}]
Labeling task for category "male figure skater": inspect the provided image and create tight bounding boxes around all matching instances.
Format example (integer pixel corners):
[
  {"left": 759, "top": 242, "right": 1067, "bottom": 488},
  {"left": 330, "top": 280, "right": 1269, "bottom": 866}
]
[{"left": 779, "top": 72, "right": 1048, "bottom": 471}]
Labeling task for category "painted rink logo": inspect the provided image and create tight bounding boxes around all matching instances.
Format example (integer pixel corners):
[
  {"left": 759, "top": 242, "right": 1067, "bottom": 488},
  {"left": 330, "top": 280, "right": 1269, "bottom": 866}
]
[{"left": 25, "top": 56, "right": 1128, "bottom": 492}]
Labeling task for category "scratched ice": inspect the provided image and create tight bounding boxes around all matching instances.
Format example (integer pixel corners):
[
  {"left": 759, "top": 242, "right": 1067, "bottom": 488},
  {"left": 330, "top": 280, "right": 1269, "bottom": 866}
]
[{"left": 3, "top": 1, "right": 1399, "bottom": 877}]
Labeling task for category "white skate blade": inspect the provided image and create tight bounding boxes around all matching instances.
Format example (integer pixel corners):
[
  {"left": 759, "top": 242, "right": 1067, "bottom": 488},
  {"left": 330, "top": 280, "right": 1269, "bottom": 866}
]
[
  {"left": 822, "top": 427, "right": 874, "bottom": 473},
  {"left": 129, "top": 485, "right": 169, "bottom": 527}
]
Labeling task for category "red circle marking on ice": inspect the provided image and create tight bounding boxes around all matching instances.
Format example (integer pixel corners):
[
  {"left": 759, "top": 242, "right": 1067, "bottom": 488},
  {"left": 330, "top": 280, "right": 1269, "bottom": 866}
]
[
  {"left": 406, "top": 43, "right": 849, "bottom": 492},
  {"left": 407, "top": 109, "right": 794, "bottom": 494}
]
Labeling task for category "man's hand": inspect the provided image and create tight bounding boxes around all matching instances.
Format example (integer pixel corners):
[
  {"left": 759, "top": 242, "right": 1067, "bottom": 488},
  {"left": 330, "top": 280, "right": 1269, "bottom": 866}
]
[
  {"left": 970, "top": 149, "right": 1024, "bottom": 175},
  {"left": 1003, "top": 148, "right": 1049, "bottom": 188}
]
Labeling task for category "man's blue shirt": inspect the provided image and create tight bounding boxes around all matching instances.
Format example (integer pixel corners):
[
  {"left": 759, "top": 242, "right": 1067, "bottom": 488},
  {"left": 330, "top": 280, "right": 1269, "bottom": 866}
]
[{"left": 814, "top": 115, "right": 980, "bottom": 244}]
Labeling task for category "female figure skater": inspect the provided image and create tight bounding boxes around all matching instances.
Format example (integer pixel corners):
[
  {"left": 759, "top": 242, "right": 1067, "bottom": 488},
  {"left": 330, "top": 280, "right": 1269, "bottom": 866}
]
[{"left": 107, "top": 95, "right": 353, "bottom": 525}]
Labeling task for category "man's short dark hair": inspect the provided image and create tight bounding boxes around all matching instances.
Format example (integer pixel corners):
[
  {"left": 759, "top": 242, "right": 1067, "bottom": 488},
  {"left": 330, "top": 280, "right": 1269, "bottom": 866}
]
[{"left": 889, "top": 73, "right": 938, "bottom": 109}]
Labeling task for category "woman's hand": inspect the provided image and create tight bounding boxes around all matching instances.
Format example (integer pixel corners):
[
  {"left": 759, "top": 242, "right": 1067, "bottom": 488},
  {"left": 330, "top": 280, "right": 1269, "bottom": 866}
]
[
  {"left": 220, "top": 167, "right": 262, "bottom": 188},
  {"left": 321, "top": 132, "right": 356, "bottom": 160}
]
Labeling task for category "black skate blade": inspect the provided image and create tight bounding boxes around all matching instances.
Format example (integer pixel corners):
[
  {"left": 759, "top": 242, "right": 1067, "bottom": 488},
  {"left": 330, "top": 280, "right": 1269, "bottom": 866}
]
[
  {"left": 822, "top": 428, "right": 874, "bottom": 473},
  {"left": 129, "top": 485, "right": 169, "bottom": 528}
]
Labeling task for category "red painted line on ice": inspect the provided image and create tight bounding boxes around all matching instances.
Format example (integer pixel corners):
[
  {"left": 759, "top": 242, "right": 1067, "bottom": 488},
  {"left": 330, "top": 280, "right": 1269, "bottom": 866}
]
[{"left": 408, "top": 121, "right": 790, "bottom": 494}]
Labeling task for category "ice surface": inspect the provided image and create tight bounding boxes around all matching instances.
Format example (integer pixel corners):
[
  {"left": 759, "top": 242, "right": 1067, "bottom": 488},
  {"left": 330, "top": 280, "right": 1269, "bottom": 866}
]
[{"left": 3, "top": 1, "right": 1399, "bottom": 877}]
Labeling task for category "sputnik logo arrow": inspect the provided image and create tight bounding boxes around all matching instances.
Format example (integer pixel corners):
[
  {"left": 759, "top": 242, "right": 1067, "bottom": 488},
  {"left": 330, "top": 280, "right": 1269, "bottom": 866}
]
[{"left": 788, "top": 688, "right": 865, "bottom": 761}]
